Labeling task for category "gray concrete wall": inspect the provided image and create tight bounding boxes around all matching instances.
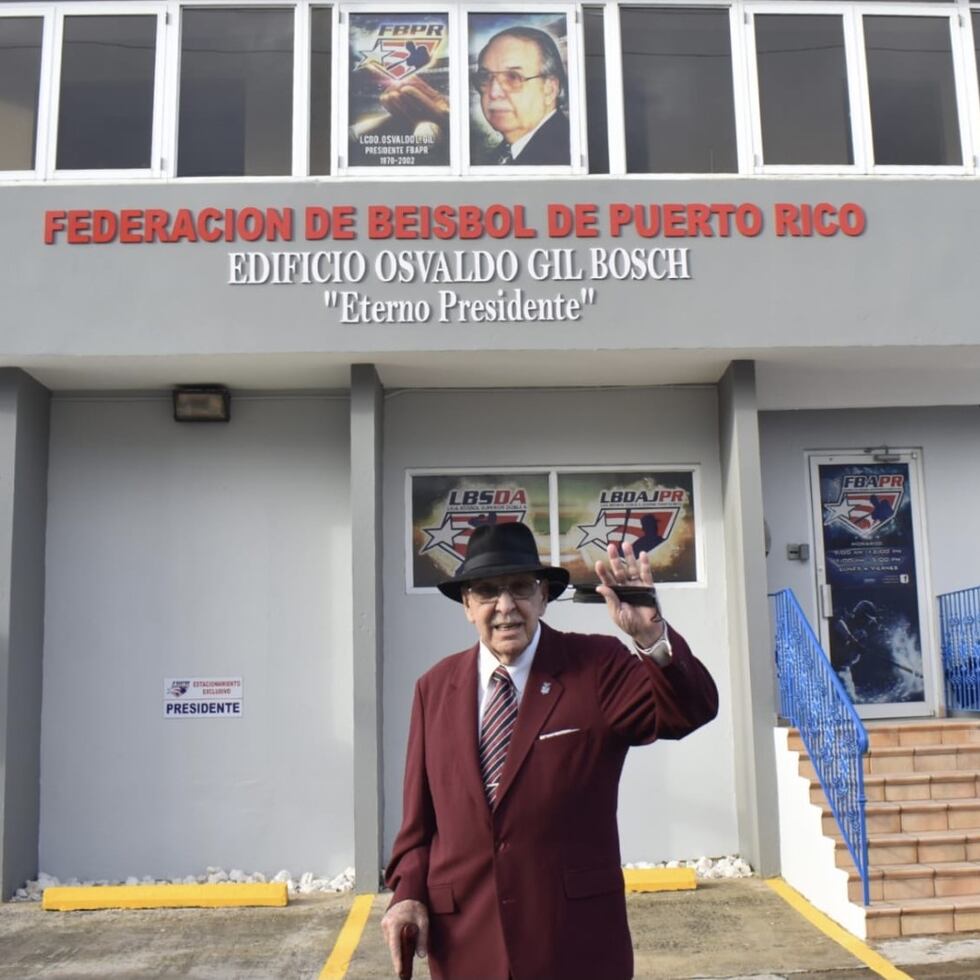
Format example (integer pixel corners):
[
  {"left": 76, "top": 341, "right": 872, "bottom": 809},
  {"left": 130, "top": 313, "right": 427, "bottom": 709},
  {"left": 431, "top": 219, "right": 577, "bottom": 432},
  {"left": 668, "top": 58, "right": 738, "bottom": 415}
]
[
  {"left": 39, "top": 393, "right": 354, "bottom": 881},
  {"left": 718, "top": 362, "right": 779, "bottom": 876},
  {"left": 2, "top": 181, "right": 978, "bottom": 361},
  {"left": 760, "top": 407, "right": 980, "bottom": 625},
  {"left": 0, "top": 369, "right": 51, "bottom": 898},
  {"left": 381, "top": 385, "right": 738, "bottom": 864}
]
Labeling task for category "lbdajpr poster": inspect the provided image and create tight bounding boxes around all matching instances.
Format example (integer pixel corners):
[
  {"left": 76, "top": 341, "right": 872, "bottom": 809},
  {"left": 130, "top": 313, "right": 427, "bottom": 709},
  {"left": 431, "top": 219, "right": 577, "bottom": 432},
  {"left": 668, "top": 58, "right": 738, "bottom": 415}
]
[
  {"left": 468, "top": 12, "right": 570, "bottom": 166},
  {"left": 819, "top": 462, "right": 924, "bottom": 705},
  {"left": 557, "top": 471, "right": 698, "bottom": 584},
  {"left": 411, "top": 473, "right": 550, "bottom": 589},
  {"left": 348, "top": 13, "right": 450, "bottom": 168}
]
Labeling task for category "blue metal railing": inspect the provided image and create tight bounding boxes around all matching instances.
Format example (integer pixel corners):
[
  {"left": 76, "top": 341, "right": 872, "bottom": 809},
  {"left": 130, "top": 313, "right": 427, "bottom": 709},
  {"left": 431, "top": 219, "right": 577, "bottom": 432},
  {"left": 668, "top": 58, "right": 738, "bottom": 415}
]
[
  {"left": 771, "top": 588, "right": 870, "bottom": 906},
  {"left": 938, "top": 586, "right": 980, "bottom": 712}
]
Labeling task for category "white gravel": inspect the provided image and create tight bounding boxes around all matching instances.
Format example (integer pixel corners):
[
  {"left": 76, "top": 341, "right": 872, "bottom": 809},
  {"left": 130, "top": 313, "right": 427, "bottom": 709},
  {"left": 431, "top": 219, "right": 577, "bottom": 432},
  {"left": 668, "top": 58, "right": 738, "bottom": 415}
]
[
  {"left": 12, "top": 866, "right": 355, "bottom": 902},
  {"left": 623, "top": 854, "right": 754, "bottom": 879}
]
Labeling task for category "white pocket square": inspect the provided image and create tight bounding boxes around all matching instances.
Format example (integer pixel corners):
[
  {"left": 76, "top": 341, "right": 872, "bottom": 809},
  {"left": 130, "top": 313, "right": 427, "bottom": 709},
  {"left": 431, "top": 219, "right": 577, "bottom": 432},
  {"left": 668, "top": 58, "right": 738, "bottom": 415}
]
[{"left": 538, "top": 728, "right": 581, "bottom": 740}]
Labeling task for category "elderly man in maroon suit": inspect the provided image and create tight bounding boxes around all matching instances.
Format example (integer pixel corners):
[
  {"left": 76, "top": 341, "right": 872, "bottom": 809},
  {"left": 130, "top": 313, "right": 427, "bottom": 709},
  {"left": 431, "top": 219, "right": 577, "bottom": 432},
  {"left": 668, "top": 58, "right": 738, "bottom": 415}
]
[{"left": 382, "top": 521, "right": 717, "bottom": 979}]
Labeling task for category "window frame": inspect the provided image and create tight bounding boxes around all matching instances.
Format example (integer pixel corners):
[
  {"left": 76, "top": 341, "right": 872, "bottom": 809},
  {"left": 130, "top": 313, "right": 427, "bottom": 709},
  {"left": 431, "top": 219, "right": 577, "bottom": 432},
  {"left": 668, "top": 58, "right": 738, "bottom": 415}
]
[
  {"left": 46, "top": 2, "right": 168, "bottom": 181},
  {"left": 962, "top": 5, "right": 980, "bottom": 171},
  {"left": 305, "top": 3, "right": 337, "bottom": 176},
  {"left": 744, "top": 2, "right": 864, "bottom": 175},
  {"left": 336, "top": 1, "right": 457, "bottom": 175},
  {"left": 463, "top": 1, "right": 584, "bottom": 176},
  {"left": 858, "top": 4, "right": 972, "bottom": 175},
  {"left": 0, "top": 7, "right": 54, "bottom": 180},
  {"left": 334, "top": 1, "right": 584, "bottom": 177},
  {"left": 744, "top": 1, "right": 974, "bottom": 176},
  {"left": 2, "top": 0, "right": 980, "bottom": 183},
  {"left": 602, "top": 0, "right": 750, "bottom": 178},
  {"left": 169, "top": 0, "right": 305, "bottom": 182}
]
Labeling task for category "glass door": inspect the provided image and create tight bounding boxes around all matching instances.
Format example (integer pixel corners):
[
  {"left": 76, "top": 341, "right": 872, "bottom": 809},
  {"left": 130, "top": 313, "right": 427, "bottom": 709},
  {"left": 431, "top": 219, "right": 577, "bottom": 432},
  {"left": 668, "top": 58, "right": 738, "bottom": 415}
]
[{"left": 809, "top": 451, "right": 937, "bottom": 717}]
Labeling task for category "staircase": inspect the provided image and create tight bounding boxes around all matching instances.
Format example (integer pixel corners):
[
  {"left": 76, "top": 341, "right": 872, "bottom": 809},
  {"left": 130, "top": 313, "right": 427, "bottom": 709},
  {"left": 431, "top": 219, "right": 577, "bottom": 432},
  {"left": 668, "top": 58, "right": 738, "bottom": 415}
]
[{"left": 792, "top": 719, "right": 980, "bottom": 938}]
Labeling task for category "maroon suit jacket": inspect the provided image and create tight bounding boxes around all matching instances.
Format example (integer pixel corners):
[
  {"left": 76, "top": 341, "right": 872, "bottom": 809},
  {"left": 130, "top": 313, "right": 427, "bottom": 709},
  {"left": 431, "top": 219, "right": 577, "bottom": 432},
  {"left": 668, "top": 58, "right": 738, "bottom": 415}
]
[{"left": 385, "top": 621, "right": 718, "bottom": 980}]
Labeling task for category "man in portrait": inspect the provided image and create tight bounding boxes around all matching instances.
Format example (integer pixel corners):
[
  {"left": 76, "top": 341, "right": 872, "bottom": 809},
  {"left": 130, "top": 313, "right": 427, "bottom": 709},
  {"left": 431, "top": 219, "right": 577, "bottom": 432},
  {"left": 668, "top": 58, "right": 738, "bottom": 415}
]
[{"left": 472, "top": 26, "right": 571, "bottom": 165}]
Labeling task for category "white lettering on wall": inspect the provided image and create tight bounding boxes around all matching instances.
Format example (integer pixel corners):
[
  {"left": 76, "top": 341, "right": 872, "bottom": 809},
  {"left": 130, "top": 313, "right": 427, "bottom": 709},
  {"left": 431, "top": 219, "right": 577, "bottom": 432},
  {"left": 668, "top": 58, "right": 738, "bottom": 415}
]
[{"left": 227, "top": 245, "right": 691, "bottom": 324}]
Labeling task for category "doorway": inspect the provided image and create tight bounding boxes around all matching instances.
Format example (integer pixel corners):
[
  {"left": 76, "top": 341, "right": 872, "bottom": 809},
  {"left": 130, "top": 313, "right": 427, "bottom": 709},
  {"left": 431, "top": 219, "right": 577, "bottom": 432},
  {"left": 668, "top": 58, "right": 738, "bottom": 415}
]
[{"left": 808, "top": 451, "right": 937, "bottom": 718}]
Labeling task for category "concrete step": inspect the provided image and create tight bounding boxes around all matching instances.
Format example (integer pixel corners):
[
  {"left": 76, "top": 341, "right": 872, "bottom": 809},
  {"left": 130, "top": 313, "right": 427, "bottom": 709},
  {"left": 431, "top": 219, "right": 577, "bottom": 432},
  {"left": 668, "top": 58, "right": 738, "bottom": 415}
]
[
  {"left": 865, "top": 894, "right": 980, "bottom": 939},
  {"left": 863, "top": 720, "right": 980, "bottom": 749},
  {"left": 797, "top": 744, "right": 980, "bottom": 781},
  {"left": 786, "top": 722, "right": 980, "bottom": 938},
  {"left": 811, "top": 771, "right": 980, "bottom": 805},
  {"left": 836, "top": 829, "right": 980, "bottom": 869},
  {"left": 789, "top": 721, "right": 980, "bottom": 755},
  {"left": 823, "top": 799, "right": 980, "bottom": 836},
  {"left": 848, "top": 862, "right": 980, "bottom": 903}
]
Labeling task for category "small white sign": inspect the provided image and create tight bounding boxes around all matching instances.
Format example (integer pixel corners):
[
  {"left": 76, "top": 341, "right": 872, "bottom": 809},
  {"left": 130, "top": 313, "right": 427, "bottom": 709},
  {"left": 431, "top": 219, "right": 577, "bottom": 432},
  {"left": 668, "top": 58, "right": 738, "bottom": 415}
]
[{"left": 164, "top": 677, "right": 243, "bottom": 718}]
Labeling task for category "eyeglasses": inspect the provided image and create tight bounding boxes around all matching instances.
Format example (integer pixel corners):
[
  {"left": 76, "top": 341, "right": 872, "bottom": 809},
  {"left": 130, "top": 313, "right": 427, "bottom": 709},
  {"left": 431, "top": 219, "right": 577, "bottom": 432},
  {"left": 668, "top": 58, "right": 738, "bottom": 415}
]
[
  {"left": 472, "top": 69, "right": 547, "bottom": 93},
  {"left": 466, "top": 577, "right": 542, "bottom": 604}
]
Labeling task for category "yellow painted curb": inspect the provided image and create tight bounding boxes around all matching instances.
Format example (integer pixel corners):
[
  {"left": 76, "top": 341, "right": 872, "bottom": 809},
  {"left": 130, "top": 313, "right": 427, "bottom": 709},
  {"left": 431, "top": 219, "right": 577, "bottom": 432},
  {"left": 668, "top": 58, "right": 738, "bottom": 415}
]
[
  {"left": 765, "top": 878, "right": 912, "bottom": 980},
  {"left": 42, "top": 882, "right": 288, "bottom": 911},
  {"left": 319, "top": 893, "right": 375, "bottom": 979},
  {"left": 624, "top": 867, "right": 697, "bottom": 892}
]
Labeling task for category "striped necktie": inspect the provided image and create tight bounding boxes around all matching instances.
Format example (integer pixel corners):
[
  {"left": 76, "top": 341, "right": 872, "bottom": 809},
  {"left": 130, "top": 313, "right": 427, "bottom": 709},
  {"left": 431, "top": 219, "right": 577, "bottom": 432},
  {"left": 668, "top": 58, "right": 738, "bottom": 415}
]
[{"left": 479, "top": 666, "right": 518, "bottom": 806}]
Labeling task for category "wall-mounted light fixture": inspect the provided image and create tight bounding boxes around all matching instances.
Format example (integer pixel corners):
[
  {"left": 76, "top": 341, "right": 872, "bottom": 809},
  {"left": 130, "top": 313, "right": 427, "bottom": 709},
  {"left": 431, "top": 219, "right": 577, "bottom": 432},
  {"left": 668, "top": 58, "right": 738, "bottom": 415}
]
[
  {"left": 864, "top": 445, "right": 900, "bottom": 463},
  {"left": 173, "top": 385, "right": 230, "bottom": 423}
]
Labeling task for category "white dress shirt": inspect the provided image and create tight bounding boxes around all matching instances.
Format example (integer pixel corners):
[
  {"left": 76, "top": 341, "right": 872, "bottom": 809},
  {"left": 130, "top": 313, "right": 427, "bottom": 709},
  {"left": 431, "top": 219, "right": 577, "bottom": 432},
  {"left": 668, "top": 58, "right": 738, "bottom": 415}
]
[{"left": 476, "top": 624, "right": 541, "bottom": 730}]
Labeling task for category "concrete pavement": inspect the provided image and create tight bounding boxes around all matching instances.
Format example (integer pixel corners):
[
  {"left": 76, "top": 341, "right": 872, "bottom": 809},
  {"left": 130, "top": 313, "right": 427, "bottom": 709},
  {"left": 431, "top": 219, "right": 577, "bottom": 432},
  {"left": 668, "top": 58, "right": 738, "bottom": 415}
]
[{"left": 2, "top": 878, "right": 980, "bottom": 979}]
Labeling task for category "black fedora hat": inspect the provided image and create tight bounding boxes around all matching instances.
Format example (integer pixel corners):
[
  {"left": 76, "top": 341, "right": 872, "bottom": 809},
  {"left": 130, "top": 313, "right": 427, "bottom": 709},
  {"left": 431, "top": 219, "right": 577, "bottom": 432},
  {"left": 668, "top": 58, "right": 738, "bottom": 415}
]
[{"left": 438, "top": 522, "right": 569, "bottom": 603}]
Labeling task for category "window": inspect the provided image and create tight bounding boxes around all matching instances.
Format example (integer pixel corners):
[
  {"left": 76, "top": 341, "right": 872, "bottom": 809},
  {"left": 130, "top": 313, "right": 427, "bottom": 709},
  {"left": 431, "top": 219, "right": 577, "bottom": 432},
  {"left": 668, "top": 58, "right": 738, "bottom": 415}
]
[
  {"left": 621, "top": 6, "right": 737, "bottom": 174},
  {"left": 0, "top": 16, "right": 43, "bottom": 171},
  {"left": 56, "top": 15, "right": 156, "bottom": 170},
  {"left": 4, "top": 1, "right": 980, "bottom": 181},
  {"left": 178, "top": 8, "right": 294, "bottom": 177},
  {"left": 973, "top": 10, "right": 980, "bottom": 92},
  {"left": 864, "top": 15, "right": 961, "bottom": 166},
  {"left": 583, "top": 6, "right": 608, "bottom": 174},
  {"left": 309, "top": 7, "right": 333, "bottom": 175},
  {"left": 755, "top": 14, "right": 852, "bottom": 166}
]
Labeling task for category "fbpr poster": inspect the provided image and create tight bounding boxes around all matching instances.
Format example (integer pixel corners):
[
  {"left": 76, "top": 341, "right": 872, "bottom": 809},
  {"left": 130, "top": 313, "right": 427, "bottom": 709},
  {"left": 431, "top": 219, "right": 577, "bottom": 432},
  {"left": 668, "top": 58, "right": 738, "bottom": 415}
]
[{"left": 348, "top": 14, "right": 451, "bottom": 168}]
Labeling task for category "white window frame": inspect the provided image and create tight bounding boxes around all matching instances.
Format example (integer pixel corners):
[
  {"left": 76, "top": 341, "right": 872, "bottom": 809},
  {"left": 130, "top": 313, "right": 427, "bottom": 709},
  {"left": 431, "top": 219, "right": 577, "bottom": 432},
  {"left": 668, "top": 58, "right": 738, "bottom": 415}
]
[
  {"left": 336, "top": 2, "right": 457, "bottom": 175},
  {"left": 403, "top": 464, "right": 705, "bottom": 595},
  {"left": 464, "top": 2, "right": 584, "bottom": 176},
  {"left": 600, "top": 0, "right": 746, "bottom": 179},
  {"left": 743, "top": 2, "right": 864, "bottom": 175},
  {"left": 961, "top": 4, "right": 980, "bottom": 170},
  {"left": 335, "top": 1, "right": 584, "bottom": 177},
  {"left": 859, "top": 4, "right": 972, "bottom": 176},
  {"left": 301, "top": 2, "right": 338, "bottom": 177},
  {"left": 744, "top": 1, "right": 973, "bottom": 176},
  {"left": 168, "top": 0, "right": 304, "bottom": 182},
  {"left": 46, "top": 2, "right": 168, "bottom": 181},
  {"left": 0, "top": 7, "right": 53, "bottom": 180},
  {"left": 5, "top": 0, "right": 980, "bottom": 182}
]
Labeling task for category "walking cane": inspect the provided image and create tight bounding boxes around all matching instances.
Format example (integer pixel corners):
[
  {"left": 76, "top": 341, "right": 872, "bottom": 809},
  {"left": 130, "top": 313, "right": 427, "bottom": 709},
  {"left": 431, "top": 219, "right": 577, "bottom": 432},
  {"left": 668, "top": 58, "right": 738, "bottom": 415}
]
[{"left": 399, "top": 923, "right": 419, "bottom": 980}]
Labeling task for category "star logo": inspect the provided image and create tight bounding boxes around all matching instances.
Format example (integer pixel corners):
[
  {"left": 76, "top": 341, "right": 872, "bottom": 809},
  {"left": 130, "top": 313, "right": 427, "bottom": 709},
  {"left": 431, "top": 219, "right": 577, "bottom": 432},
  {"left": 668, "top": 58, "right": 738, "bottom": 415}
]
[
  {"left": 575, "top": 512, "right": 623, "bottom": 550},
  {"left": 420, "top": 511, "right": 524, "bottom": 568}
]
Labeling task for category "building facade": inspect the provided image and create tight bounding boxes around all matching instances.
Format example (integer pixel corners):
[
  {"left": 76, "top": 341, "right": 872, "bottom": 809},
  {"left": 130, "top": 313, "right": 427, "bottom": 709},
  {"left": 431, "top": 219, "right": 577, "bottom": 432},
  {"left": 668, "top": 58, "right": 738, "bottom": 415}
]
[{"left": 2, "top": 0, "right": 979, "bottom": 898}]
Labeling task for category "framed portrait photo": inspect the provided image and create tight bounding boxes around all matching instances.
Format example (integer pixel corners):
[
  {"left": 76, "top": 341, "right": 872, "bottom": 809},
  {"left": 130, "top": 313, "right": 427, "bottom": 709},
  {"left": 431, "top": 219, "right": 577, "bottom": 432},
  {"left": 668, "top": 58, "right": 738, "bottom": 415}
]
[
  {"left": 346, "top": 11, "right": 452, "bottom": 170},
  {"left": 467, "top": 10, "right": 574, "bottom": 170}
]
